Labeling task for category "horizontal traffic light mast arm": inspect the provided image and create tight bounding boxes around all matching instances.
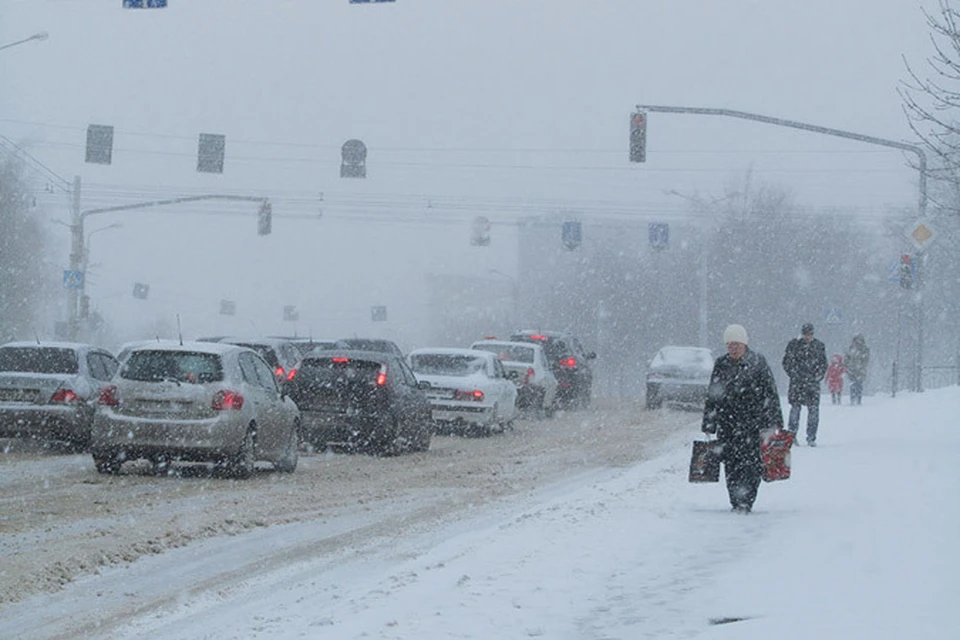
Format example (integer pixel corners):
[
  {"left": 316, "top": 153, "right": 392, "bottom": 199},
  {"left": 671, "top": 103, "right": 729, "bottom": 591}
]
[
  {"left": 634, "top": 104, "right": 927, "bottom": 216},
  {"left": 81, "top": 194, "right": 268, "bottom": 221}
]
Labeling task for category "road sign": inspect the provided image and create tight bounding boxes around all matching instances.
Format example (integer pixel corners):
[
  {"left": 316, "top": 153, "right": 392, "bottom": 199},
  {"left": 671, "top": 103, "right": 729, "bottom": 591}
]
[
  {"left": 62, "top": 270, "right": 83, "bottom": 289},
  {"left": 649, "top": 223, "right": 669, "bottom": 250},
  {"left": 123, "top": 0, "right": 168, "bottom": 7},
  {"left": 905, "top": 219, "right": 936, "bottom": 251},
  {"left": 283, "top": 305, "right": 299, "bottom": 322},
  {"left": 562, "top": 221, "right": 582, "bottom": 250},
  {"left": 824, "top": 308, "right": 843, "bottom": 326},
  {"left": 219, "top": 300, "right": 236, "bottom": 316},
  {"left": 371, "top": 305, "right": 388, "bottom": 322},
  {"left": 132, "top": 283, "right": 150, "bottom": 299}
]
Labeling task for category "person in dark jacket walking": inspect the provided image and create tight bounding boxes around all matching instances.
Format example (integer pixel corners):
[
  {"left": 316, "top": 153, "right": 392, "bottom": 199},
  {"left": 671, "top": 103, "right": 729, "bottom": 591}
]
[
  {"left": 702, "top": 324, "right": 784, "bottom": 513},
  {"left": 782, "top": 323, "right": 828, "bottom": 446},
  {"left": 844, "top": 334, "right": 870, "bottom": 405}
]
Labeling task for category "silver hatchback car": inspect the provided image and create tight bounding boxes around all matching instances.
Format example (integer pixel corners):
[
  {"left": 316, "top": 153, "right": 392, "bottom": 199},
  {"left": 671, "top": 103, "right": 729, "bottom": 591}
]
[{"left": 91, "top": 342, "right": 301, "bottom": 477}]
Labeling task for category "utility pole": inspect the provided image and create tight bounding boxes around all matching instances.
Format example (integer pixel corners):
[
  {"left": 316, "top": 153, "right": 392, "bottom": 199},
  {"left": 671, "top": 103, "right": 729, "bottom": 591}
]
[{"left": 68, "top": 176, "right": 82, "bottom": 339}]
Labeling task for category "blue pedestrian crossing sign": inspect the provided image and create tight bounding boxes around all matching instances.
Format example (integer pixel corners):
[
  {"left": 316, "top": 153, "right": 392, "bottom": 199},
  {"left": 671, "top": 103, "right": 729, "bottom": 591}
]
[
  {"left": 62, "top": 270, "right": 84, "bottom": 290},
  {"left": 824, "top": 308, "right": 843, "bottom": 326}
]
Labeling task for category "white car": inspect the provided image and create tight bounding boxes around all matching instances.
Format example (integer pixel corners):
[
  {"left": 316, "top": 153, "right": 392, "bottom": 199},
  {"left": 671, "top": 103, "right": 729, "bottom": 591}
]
[
  {"left": 408, "top": 348, "right": 518, "bottom": 436},
  {"left": 645, "top": 346, "right": 715, "bottom": 409},
  {"left": 469, "top": 339, "right": 558, "bottom": 417},
  {"left": 91, "top": 341, "right": 301, "bottom": 477}
]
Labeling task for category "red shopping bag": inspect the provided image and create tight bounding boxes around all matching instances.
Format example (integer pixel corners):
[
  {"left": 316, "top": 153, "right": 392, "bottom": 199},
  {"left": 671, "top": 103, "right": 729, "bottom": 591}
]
[{"left": 761, "top": 429, "right": 794, "bottom": 482}]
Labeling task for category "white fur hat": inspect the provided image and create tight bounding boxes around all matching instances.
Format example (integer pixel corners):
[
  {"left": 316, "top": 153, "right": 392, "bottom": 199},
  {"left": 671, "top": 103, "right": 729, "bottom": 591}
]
[{"left": 723, "top": 324, "right": 748, "bottom": 345}]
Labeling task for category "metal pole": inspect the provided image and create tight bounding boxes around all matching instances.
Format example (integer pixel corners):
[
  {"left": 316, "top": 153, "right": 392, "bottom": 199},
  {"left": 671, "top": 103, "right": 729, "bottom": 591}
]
[
  {"left": 699, "top": 232, "right": 709, "bottom": 348},
  {"left": 916, "top": 251, "right": 924, "bottom": 392},
  {"left": 69, "top": 176, "right": 82, "bottom": 340}
]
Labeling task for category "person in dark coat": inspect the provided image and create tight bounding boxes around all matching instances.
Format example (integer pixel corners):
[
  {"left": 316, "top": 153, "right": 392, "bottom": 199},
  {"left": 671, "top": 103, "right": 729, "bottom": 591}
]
[
  {"left": 782, "top": 323, "right": 828, "bottom": 446},
  {"left": 702, "top": 324, "right": 784, "bottom": 513},
  {"left": 843, "top": 334, "right": 870, "bottom": 405}
]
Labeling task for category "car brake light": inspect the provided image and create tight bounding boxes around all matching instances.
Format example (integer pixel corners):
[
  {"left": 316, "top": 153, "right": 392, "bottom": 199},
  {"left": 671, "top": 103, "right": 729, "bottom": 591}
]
[
  {"left": 332, "top": 357, "right": 350, "bottom": 363},
  {"left": 275, "top": 366, "right": 285, "bottom": 378},
  {"left": 530, "top": 334, "right": 547, "bottom": 341},
  {"left": 98, "top": 385, "right": 120, "bottom": 407},
  {"left": 212, "top": 390, "right": 244, "bottom": 411},
  {"left": 376, "top": 364, "right": 387, "bottom": 386},
  {"left": 454, "top": 389, "right": 484, "bottom": 402},
  {"left": 524, "top": 368, "right": 535, "bottom": 384},
  {"left": 559, "top": 357, "right": 577, "bottom": 368},
  {"left": 286, "top": 368, "right": 297, "bottom": 381},
  {"left": 50, "top": 388, "right": 79, "bottom": 404}
]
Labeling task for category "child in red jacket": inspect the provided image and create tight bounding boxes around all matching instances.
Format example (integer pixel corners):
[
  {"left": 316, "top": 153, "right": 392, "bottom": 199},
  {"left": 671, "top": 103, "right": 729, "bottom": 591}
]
[{"left": 826, "top": 354, "right": 845, "bottom": 404}]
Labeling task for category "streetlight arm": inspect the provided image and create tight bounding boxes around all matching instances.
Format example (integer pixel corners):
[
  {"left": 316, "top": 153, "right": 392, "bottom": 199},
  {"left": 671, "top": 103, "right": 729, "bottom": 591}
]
[
  {"left": 0, "top": 32, "right": 48, "bottom": 53},
  {"left": 635, "top": 104, "right": 928, "bottom": 216}
]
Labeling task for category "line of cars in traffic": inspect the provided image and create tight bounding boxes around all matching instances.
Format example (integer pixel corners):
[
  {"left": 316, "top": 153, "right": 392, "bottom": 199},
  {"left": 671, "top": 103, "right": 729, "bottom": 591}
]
[{"left": 0, "top": 330, "right": 597, "bottom": 477}]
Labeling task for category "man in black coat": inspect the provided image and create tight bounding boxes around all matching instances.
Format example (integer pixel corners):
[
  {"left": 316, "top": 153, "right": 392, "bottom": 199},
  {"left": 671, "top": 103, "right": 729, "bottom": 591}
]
[
  {"left": 782, "top": 323, "right": 828, "bottom": 446},
  {"left": 702, "top": 324, "right": 784, "bottom": 513}
]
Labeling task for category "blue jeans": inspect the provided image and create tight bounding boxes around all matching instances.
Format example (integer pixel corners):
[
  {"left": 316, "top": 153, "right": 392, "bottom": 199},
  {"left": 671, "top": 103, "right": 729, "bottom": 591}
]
[
  {"left": 849, "top": 377, "right": 864, "bottom": 404},
  {"left": 788, "top": 402, "right": 819, "bottom": 443}
]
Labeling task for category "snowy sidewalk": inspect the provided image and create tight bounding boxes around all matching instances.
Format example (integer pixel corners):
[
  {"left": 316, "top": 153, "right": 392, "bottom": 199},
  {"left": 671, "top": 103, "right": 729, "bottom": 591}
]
[{"left": 118, "top": 388, "right": 960, "bottom": 639}]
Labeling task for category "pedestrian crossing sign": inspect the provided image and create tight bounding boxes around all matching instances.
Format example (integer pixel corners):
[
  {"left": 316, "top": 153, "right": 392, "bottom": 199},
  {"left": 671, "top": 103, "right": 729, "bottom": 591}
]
[{"left": 824, "top": 308, "right": 843, "bottom": 326}]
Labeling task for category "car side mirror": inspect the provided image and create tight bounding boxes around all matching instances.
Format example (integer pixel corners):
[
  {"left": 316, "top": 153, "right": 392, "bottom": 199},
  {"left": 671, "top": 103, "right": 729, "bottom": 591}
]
[
  {"left": 506, "top": 370, "right": 520, "bottom": 380},
  {"left": 586, "top": 352, "right": 597, "bottom": 360},
  {"left": 417, "top": 380, "right": 431, "bottom": 390}
]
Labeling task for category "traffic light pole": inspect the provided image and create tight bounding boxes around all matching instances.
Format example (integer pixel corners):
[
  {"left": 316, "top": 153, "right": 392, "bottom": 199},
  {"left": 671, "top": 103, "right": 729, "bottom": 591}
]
[
  {"left": 635, "top": 104, "right": 929, "bottom": 390},
  {"left": 70, "top": 194, "right": 270, "bottom": 339}
]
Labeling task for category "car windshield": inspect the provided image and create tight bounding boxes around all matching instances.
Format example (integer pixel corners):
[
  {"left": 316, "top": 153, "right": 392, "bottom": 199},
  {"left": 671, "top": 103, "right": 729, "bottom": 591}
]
[
  {"left": 654, "top": 348, "right": 712, "bottom": 367},
  {"left": 121, "top": 350, "right": 224, "bottom": 384},
  {"left": 472, "top": 344, "right": 534, "bottom": 364},
  {"left": 409, "top": 354, "right": 485, "bottom": 376},
  {"left": 0, "top": 347, "right": 79, "bottom": 374}
]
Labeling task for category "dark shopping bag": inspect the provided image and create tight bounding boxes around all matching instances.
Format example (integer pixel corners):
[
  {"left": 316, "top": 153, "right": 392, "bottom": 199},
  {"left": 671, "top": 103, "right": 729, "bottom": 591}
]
[
  {"left": 761, "top": 429, "right": 794, "bottom": 482},
  {"left": 689, "top": 440, "right": 722, "bottom": 483}
]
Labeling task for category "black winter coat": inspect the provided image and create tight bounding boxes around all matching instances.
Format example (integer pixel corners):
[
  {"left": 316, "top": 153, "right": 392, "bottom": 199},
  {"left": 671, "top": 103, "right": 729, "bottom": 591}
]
[
  {"left": 782, "top": 337, "right": 828, "bottom": 405},
  {"left": 702, "top": 348, "right": 783, "bottom": 444}
]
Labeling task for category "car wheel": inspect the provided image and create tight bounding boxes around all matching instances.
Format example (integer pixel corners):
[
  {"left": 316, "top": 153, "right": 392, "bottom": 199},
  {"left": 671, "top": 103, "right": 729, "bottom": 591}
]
[
  {"left": 415, "top": 419, "right": 432, "bottom": 451},
  {"left": 275, "top": 420, "right": 300, "bottom": 473},
  {"left": 646, "top": 384, "right": 662, "bottom": 410},
  {"left": 231, "top": 425, "right": 257, "bottom": 478},
  {"left": 93, "top": 452, "right": 122, "bottom": 475}
]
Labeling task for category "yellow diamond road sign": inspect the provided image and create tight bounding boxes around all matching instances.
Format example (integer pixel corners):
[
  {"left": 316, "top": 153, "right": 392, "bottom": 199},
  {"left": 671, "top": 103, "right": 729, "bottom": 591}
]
[{"left": 906, "top": 220, "right": 936, "bottom": 251}]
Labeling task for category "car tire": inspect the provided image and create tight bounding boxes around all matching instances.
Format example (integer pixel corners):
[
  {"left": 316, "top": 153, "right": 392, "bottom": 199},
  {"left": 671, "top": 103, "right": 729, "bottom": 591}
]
[
  {"left": 93, "top": 452, "right": 122, "bottom": 475},
  {"left": 275, "top": 420, "right": 300, "bottom": 473},
  {"left": 231, "top": 425, "right": 257, "bottom": 478},
  {"left": 646, "top": 384, "right": 662, "bottom": 410}
]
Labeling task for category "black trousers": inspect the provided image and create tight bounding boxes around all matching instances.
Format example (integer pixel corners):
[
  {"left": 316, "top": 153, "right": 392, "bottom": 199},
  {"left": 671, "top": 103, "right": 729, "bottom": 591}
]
[{"left": 721, "top": 438, "right": 763, "bottom": 509}]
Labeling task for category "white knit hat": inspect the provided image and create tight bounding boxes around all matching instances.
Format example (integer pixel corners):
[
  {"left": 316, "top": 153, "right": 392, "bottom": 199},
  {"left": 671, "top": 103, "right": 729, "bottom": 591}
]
[{"left": 723, "top": 324, "right": 748, "bottom": 345}]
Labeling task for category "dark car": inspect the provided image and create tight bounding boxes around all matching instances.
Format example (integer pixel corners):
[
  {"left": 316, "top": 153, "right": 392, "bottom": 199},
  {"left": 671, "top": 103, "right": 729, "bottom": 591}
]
[
  {"left": 268, "top": 336, "right": 341, "bottom": 357},
  {"left": 509, "top": 330, "right": 596, "bottom": 408},
  {"left": 0, "top": 341, "right": 119, "bottom": 449},
  {"left": 217, "top": 337, "right": 302, "bottom": 383},
  {"left": 284, "top": 350, "right": 431, "bottom": 455},
  {"left": 335, "top": 338, "right": 405, "bottom": 358}
]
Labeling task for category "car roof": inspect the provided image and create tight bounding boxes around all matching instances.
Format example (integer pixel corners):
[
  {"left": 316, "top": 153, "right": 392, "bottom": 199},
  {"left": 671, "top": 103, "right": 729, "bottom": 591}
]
[
  {"left": 125, "top": 341, "right": 243, "bottom": 356},
  {"left": 300, "top": 349, "right": 395, "bottom": 364},
  {"left": 219, "top": 337, "right": 291, "bottom": 347},
  {"left": 409, "top": 347, "right": 494, "bottom": 359},
  {"left": 1, "top": 341, "right": 98, "bottom": 351},
  {"left": 511, "top": 330, "right": 573, "bottom": 340},
  {"left": 471, "top": 339, "right": 541, "bottom": 350}
]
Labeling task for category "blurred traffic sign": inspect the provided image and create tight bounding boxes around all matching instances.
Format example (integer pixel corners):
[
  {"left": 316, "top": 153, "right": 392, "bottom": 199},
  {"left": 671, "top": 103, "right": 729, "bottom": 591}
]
[
  {"left": 905, "top": 219, "right": 936, "bottom": 251},
  {"left": 562, "top": 221, "right": 581, "bottom": 250},
  {"left": 371, "top": 305, "right": 388, "bottom": 322},
  {"left": 132, "top": 283, "right": 150, "bottom": 299},
  {"left": 649, "top": 223, "right": 669, "bottom": 250},
  {"left": 123, "top": 0, "right": 167, "bottom": 7},
  {"left": 62, "top": 270, "right": 83, "bottom": 289},
  {"left": 824, "top": 308, "right": 843, "bottom": 326}
]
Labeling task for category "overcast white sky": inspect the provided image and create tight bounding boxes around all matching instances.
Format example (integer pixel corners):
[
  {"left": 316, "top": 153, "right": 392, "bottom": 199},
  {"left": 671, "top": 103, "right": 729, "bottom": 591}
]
[{"left": 0, "top": 0, "right": 935, "bottom": 345}]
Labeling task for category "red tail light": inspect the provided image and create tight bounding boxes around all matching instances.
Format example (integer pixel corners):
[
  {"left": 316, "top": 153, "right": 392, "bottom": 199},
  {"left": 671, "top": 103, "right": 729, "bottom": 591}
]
[
  {"left": 50, "top": 388, "right": 79, "bottom": 404},
  {"left": 559, "top": 357, "right": 577, "bottom": 368},
  {"left": 286, "top": 368, "right": 298, "bottom": 381},
  {"left": 530, "top": 334, "right": 547, "bottom": 341},
  {"left": 524, "top": 368, "right": 535, "bottom": 384},
  {"left": 332, "top": 357, "right": 350, "bottom": 363},
  {"left": 376, "top": 364, "right": 388, "bottom": 386},
  {"left": 212, "top": 390, "right": 244, "bottom": 411},
  {"left": 98, "top": 385, "right": 119, "bottom": 407},
  {"left": 454, "top": 389, "right": 484, "bottom": 402},
  {"left": 275, "top": 366, "right": 285, "bottom": 378}
]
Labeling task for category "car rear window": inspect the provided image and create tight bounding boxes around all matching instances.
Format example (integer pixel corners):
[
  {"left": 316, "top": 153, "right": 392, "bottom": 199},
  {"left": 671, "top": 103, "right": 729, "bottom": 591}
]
[
  {"left": 337, "top": 339, "right": 400, "bottom": 355},
  {"left": 409, "top": 354, "right": 485, "bottom": 376},
  {"left": 299, "top": 357, "right": 383, "bottom": 384},
  {"left": 472, "top": 343, "right": 534, "bottom": 364},
  {"left": 511, "top": 335, "right": 567, "bottom": 361},
  {"left": 0, "top": 347, "right": 79, "bottom": 374},
  {"left": 656, "top": 348, "right": 713, "bottom": 367},
  {"left": 228, "top": 343, "right": 280, "bottom": 368},
  {"left": 122, "top": 351, "right": 224, "bottom": 383}
]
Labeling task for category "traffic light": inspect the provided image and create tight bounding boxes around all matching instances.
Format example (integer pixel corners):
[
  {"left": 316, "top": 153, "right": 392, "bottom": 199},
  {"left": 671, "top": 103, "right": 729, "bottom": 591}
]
[
  {"left": 899, "top": 254, "right": 913, "bottom": 289},
  {"left": 629, "top": 112, "right": 647, "bottom": 163},
  {"left": 258, "top": 202, "right": 272, "bottom": 236}
]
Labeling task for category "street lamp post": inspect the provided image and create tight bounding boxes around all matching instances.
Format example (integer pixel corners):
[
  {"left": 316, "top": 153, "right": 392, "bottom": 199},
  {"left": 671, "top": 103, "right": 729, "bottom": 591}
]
[
  {"left": 0, "top": 32, "right": 48, "bottom": 53},
  {"left": 80, "top": 223, "right": 123, "bottom": 319}
]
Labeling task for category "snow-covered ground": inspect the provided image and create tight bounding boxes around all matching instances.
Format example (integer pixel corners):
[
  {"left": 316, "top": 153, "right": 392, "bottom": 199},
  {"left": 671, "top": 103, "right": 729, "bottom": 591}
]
[
  {"left": 4, "top": 388, "right": 957, "bottom": 639},
  {"left": 100, "top": 390, "right": 960, "bottom": 637}
]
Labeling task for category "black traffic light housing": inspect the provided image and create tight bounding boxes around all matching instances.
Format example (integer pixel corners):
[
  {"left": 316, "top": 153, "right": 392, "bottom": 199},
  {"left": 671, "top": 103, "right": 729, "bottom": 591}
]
[
  {"left": 630, "top": 112, "right": 647, "bottom": 163},
  {"left": 899, "top": 254, "right": 913, "bottom": 289}
]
